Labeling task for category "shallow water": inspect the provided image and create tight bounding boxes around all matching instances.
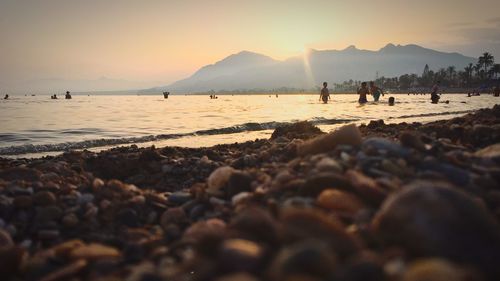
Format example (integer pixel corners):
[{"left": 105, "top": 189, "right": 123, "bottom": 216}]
[{"left": 0, "top": 93, "right": 498, "bottom": 157}]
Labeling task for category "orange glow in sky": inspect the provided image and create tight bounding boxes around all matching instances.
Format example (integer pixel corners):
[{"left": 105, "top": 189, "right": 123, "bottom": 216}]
[{"left": 1, "top": 0, "right": 499, "bottom": 91}]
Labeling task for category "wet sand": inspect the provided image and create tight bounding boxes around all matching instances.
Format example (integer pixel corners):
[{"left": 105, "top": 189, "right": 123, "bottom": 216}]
[{"left": 1, "top": 105, "right": 500, "bottom": 280}]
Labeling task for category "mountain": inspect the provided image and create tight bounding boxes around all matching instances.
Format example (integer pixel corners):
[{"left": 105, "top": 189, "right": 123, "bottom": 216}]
[{"left": 153, "top": 44, "right": 476, "bottom": 93}]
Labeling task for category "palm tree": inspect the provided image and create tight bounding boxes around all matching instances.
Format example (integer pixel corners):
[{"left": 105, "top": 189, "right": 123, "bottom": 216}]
[
  {"left": 479, "top": 52, "right": 494, "bottom": 76},
  {"left": 464, "top": 63, "right": 474, "bottom": 85},
  {"left": 447, "top": 66, "right": 456, "bottom": 85},
  {"left": 490, "top": 64, "right": 500, "bottom": 79}
]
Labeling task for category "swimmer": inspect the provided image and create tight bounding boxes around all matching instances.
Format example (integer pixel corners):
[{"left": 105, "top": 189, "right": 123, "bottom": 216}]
[
  {"left": 319, "top": 82, "right": 330, "bottom": 104},
  {"left": 357, "top": 82, "right": 369, "bottom": 104}
]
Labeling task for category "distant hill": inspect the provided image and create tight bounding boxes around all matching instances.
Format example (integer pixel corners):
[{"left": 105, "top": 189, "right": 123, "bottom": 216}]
[{"left": 150, "top": 44, "right": 476, "bottom": 93}]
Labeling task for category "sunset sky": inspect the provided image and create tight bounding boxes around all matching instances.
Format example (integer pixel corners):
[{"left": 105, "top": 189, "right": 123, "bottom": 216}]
[{"left": 1, "top": 0, "right": 499, "bottom": 92}]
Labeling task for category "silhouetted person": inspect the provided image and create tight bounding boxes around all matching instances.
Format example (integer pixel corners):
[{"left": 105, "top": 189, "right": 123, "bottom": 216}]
[
  {"left": 467, "top": 93, "right": 471, "bottom": 97},
  {"left": 51, "top": 94, "right": 58, "bottom": 99},
  {"left": 4, "top": 94, "right": 9, "bottom": 100},
  {"left": 369, "top": 81, "right": 383, "bottom": 102},
  {"left": 65, "top": 91, "right": 72, "bottom": 99},
  {"left": 388, "top": 96, "right": 395, "bottom": 106},
  {"left": 494, "top": 86, "right": 500, "bottom": 97},
  {"left": 357, "top": 82, "right": 369, "bottom": 104},
  {"left": 319, "top": 82, "right": 330, "bottom": 103},
  {"left": 431, "top": 81, "right": 440, "bottom": 104},
  {"left": 163, "top": 92, "right": 169, "bottom": 99}
]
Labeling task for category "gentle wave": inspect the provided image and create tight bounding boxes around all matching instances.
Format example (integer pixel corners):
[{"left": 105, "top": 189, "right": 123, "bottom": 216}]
[
  {"left": 389, "top": 110, "right": 475, "bottom": 120},
  {"left": 0, "top": 118, "right": 357, "bottom": 155}
]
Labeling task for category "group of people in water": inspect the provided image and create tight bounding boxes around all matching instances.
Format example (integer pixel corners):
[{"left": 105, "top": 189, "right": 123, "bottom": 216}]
[
  {"left": 50, "top": 91, "right": 72, "bottom": 100},
  {"left": 320, "top": 81, "right": 392, "bottom": 105},
  {"left": 319, "top": 80, "right": 500, "bottom": 105}
]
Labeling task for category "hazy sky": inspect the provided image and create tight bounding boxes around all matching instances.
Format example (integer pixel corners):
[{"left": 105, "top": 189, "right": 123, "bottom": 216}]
[{"left": 1, "top": 0, "right": 499, "bottom": 92}]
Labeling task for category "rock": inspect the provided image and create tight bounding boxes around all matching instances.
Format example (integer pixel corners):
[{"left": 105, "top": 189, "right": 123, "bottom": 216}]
[
  {"left": 13, "top": 195, "right": 33, "bottom": 208},
  {"left": 33, "top": 191, "right": 57, "bottom": 206},
  {"left": 301, "top": 172, "right": 352, "bottom": 196},
  {"left": 317, "top": 189, "right": 365, "bottom": 214},
  {"left": 168, "top": 191, "right": 192, "bottom": 205},
  {"left": 77, "top": 193, "right": 95, "bottom": 205},
  {"left": 269, "top": 241, "right": 337, "bottom": 281},
  {"left": 227, "top": 171, "right": 253, "bottom": 198},
  {"left": 297, "top": 124, "right": 362, "bottom": 156},
  {"left": 62, "top": 213, "right": 79, "bottom": 228},
  {"left": 69, "top": 243, "right": 120, "bottom": 260},
  {"left": 400, "top": 131, "right": 426, "bottom": 151},
  {"left": 218, "top": 239, "right": 263, "bottom": 273},
  {"left": 229, "top": 208, "right": 278, "bottom": 246},
  {"left": 402, "top": 258, "right": 470, "bottom": 281},
  {"left": 0, "top": 167, "right": 41, "bottom": 181},
  {"left": 373, "top": 182, "right": 500, "bottom": 279},
  {"left": 38, "top": 259, "right": 87, "bottom": 281},
  {"left": 38, "top": 230, "right": 60, "bottom": 240},
  {"left": 116, "top": 208, "right": 140, "bottom": 227},
  {"left": 36, "top": 206, "right": 63, "bottom": 222},
  {"left": 207, "top": 166, "right": 236, "bottom": 195},
  {"left": 362, "top": 137, "right": 410, "bottom": 157},
  {"left": 271, "top": 121, "right": 323, "bottom": 140},
  {"left": 215, "top": 273, "right": 259, "bottom": 281},
  {"left": 0, "top": 229, "right": 14, "bottom": 248},
  {"left": 315, "top": 157, "right": 343, "bottom": 173},
  {"left": 231, "top": 192, "right": 253, "bottom": 206},
  {"left": 418, "top": 160, "right": 470, "bottom": 186},
  {"left": 346, "top": 170, "right": 387, "bottom": 205},
  {"left": 475, "top": 143, "right": 500, "bottom": 160},
  {"left": 0, "top": 246, "right": 26, "bottom": 278},
  {"left": 280, "top": 208, "right": 361, "bottom": 259},
  {"left": 160, "top": 207, "right": 187, "bottom": 230},
  {"left": 184, "top": 218, "right": 227, "bottom": 242}
]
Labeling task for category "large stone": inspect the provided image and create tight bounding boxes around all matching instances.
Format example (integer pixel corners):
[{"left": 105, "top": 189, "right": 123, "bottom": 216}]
[
  {"left": 317, "top": 189, "right": 365, "bottom": 214},
  {"left": 373, "top": 182, "right": 500, "bottom": 279},
  {"left": 207, "top": 166, "right": 236, "bottom": 195},
  {"left": 297, "top": 124, "right": 362, "bottom": 156},
  {"left": 69, "top": 243, "right": 120, "bottom": 260}
]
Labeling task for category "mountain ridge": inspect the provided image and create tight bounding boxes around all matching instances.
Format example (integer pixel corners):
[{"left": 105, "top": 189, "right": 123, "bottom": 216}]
[{"left": 150, "top": 44, "right": 476, "bottom": 93}]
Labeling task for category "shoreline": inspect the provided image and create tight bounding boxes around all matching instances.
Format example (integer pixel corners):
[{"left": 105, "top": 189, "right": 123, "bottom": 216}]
[{"left": 1, "top": 106, "right": 500, "bottom": 280}]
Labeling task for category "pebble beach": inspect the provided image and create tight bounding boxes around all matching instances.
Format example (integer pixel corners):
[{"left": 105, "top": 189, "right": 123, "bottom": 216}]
[{"left": 1, "top": 105, "right": 500, "bottom": 281}]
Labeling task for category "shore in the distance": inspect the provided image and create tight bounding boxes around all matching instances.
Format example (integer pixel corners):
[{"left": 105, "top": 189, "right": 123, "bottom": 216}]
[{"left": 1, "top": 106, "right": 500, "bottom": 281}]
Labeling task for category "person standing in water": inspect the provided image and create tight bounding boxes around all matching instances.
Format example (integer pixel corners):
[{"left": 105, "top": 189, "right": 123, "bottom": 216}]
[
  {"left": 369, "top": 81, "right": 383, "bottom": 102},
  {"left": 357, "top": 82, "right": 369, "bottom": 104},
  {"left": 319, "top": 82, "right": 330, "bottom": 103},
  {"left": 3, "top": 94, "right": 8, "bottom": 100},
  {"left": 431, "top": 81, "right": 441, "bottom": 104},
  {"left": 494, "top": 85, "right": 500, "bottom": 97}
]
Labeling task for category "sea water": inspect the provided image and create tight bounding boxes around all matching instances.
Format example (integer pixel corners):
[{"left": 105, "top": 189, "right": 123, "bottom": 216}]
[{"left": 0, "top": 93, "right": 497, "bottom": 158}]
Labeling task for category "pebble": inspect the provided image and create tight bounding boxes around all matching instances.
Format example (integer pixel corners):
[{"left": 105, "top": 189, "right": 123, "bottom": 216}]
[
  {"left": 218, "top": 239, "right": 263, "bottom": 272},
  {"left": 402, "top": 258, "right": 469, "bottom": 281},
  {"left": 33, "top": 191, "right": 57, "bottom": 206},
  {"left": 269, "top": 241, "right": 337, "bottom": 280},
  {"left": 362, "top": 137, "right": 410, "bottom": 157},
  {"left": 207, "top": 166, "right": 235, "bottom": 195},
  {"left": 62, "top": 213, "right": 79, "bottom": 228},
  {"left": 315, "top": 157, "right": 343, "bottom": 173},
  {"left": 227, "top": 171, "right": 253, "bottom": 197},
  {"left": 297, "top": 124, "right": 362, "bottom": 156},
  {"left": 373, "top": 182, "right": 500, "bottom": 279},
  {"left": 317, "top": 189, "right": 365, "bottom": 214},
  {"left": 160, "top": 207, "right": 187, "bottom": 230},
  {"left": 0, "top": 229, "right": 14, "bottom": 248},
  {"left": 69, "top": 243, "right": 121, "bottom": 260},
  {"left": 168, "top": 191, "right": 192, "bottom": 204}
]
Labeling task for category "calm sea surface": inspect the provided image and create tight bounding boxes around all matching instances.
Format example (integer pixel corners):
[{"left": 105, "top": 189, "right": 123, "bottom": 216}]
[{"left": 0, "top": 93, "right": 498, "bottom": 158}]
